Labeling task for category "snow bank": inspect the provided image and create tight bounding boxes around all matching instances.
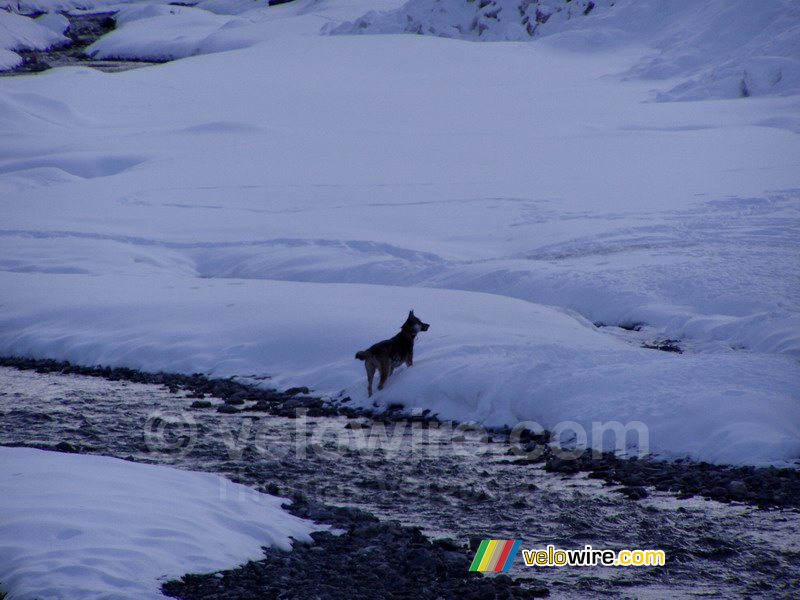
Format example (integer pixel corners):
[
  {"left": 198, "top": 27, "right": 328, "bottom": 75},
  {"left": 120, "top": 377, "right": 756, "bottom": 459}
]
[
  {"left": 0, "top": 446, "right": 319, "bottom": 599},
  {"left": 83, "top": 0, "right": 412, "bottom": 60},
  {"left": 1, "top": 272, "right": 798, "bottom": 467},
  {"left": 85, "top": 5, "right": 249, "bottom": 61},
  {"left": 0, "top": 9, "right": 68, "bottom": 70}
]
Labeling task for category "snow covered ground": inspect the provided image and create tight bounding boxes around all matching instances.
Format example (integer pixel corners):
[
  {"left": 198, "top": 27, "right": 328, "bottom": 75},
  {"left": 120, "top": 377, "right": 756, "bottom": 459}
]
[
  {"left": 0, "top": 446, "right": 319, "bottom": 599},
  {"left": 1, "top": 0, "right": 799, "bottom": 469}
]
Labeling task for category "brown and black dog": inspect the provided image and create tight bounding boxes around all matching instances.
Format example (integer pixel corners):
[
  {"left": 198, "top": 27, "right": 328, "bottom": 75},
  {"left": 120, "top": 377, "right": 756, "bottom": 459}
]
[{"left": 355, "top": 310, "right": 430, "bottom": 397}]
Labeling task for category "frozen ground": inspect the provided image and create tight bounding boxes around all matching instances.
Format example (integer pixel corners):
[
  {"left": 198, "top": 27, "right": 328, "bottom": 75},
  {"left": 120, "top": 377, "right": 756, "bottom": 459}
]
[{"left": 1, "top": 0, "right": 799, "bottom": 468}]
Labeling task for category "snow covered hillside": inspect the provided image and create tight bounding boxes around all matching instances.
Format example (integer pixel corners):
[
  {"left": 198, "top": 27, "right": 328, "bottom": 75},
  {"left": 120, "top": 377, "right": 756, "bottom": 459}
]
[
  {"left": 330, "top": 0, "right": 800, "bottom": 100},
  {"left": 1, "top": 0, "right": 799, "bottom": 466}
]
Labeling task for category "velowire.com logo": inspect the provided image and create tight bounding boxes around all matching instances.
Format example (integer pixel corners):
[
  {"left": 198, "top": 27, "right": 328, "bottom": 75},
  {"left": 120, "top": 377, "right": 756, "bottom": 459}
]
[{"left": 469, "top": 540, "right": 522, "bottom": 572}]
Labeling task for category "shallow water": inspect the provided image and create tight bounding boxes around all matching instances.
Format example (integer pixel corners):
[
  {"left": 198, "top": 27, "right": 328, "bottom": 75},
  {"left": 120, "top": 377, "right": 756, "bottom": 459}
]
[{"left": 1, "top": 366, "right": 798, "bottom": 598}]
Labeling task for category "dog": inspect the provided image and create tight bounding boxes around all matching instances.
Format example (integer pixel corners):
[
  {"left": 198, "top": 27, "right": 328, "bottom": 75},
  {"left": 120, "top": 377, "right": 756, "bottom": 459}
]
[{"left": 355, "top": 310, "right": 430, "bottom": 397}]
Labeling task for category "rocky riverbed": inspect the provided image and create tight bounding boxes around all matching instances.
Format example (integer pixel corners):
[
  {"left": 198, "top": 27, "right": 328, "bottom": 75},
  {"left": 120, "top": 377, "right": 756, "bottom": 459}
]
[{"left": 1, "top": 357, "right": 799, "bottom": 598}]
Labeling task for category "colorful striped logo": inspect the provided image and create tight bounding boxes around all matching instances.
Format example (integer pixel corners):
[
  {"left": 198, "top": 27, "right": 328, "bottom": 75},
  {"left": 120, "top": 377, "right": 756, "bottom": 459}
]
[{"left": 469, "top": 539, "right": 521, "bottom": 572}]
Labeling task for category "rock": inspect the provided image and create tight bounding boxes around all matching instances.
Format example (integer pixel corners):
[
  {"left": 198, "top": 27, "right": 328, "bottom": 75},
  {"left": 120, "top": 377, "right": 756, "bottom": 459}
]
[
  {"left": 727, "top": 480, "right": 748, "bottom": 498},
  {"left": 283, "top": 397, "right": 324, "bottom": 411},
  {"left": 621, "top": 486, "right": 649, "bottom": 500},
  {"left": 249, "top": 400, "right": 273, "bottom": 412},
  {"left": 545, "top": 457, "right": 579, "bottom": 474},
  {"left": 709, "top": 486, "right": 729, "bottom": 500},
  {"left": 216, "top": 404, "right": 239, "bottom": 415},
  {"left": 55, "top": 441, "right": 77, "bottom": 453},
  {"left": 190, "top": 400, "right": 213, "bottom": 409},
  {"left": 285, "top": 386, "right": 310, "bottom": 396}
]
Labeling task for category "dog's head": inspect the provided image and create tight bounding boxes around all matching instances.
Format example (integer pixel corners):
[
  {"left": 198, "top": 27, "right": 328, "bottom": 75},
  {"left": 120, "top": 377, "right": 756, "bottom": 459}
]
[{"left": 404, "top": 310, "right": 430, "bottom": 334}]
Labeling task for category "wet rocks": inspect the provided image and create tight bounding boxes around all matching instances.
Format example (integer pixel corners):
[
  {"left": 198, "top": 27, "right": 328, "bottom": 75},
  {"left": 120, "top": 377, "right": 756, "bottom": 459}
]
[
  {"left": 0, "top": 356, "right": 321, "bottom": 416},
  {"left": 524, "top": 446, "right": 800, "bottom": 509},
  {"left": 162, "top": 500, "right": 539, "bottom": 600},
  {"left": 3, "top": 356, "right": 799, "bottom": 512}
]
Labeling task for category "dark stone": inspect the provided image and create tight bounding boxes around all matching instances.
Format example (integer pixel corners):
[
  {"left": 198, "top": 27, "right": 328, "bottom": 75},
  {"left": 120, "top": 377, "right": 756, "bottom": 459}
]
[
  {"left": 727, "top": 480, "right": 748, "bottom": 498},
  {"left": 55, "top": 441, "right": 77, "bottom": 453},
  {"left": 621, "top": 486, "right": 648, "bottom": 500},
  {"left": 249, "top": 400, "right": 273, "bottom": 412},
  {"left": 709, "top": 486, "right": 729, "bottom": 500},
  {"left": 190, "top": 400, "right": 213, "bottom": 409},
  {"left": 545, "top": 457, "right": 579, "bottom": 474},
  {"left": 285, "top": 386, "right": 310, "bottom": 396}
]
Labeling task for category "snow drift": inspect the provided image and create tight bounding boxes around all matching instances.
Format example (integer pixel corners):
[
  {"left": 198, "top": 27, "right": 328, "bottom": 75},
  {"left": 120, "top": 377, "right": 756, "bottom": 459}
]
[{"left": 0, "top": 446, "right": 319, "bottom": 599}]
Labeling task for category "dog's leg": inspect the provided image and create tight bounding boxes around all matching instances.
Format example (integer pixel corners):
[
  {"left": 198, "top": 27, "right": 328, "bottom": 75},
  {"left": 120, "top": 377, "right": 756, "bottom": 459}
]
[
  {"left": 377, "top": 358, "right": 390, "bottom": 391},
  {"left": 365, "top": 361, "right": 376, "bottom": 397}
]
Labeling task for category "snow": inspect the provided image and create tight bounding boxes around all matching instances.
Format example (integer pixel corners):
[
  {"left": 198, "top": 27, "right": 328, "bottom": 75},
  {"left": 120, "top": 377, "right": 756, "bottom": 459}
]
[
  {"left": 329, "top": 0, "right": 800, "bottom": 100},
  {"left": 0, "top": 446, "right": 319, "bottom": 599},
  {"left": 85, "top": 5, "right": 249, "bottom": 62},
  {"left": 0, "top": 9, "right": 68, "bottom": 69},
  {"left": 1, "top": 0, "right": 799, "bottom": 470}
]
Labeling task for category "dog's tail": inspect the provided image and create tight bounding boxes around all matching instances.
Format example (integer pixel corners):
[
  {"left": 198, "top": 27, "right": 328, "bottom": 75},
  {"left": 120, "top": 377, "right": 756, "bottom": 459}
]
[{"left": 355, "top": 350, "right": 369, "bottom": 361}]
